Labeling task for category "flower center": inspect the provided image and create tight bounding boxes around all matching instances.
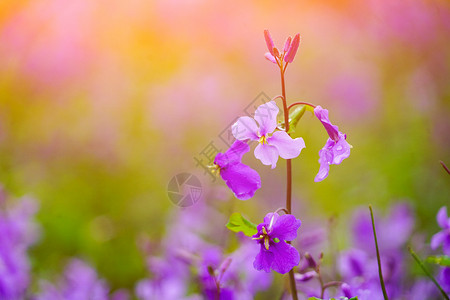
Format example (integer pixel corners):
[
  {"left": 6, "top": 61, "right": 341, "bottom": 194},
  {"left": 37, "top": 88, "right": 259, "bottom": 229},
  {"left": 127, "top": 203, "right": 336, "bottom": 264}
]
[
  {"left": 258, "top": 135, "right": 268, "bottom": 145},
  {"left": 253, "top": 226, "right": 271, "bottom": 250},
  {"left": 207, "top": 164, "right": 221, "bottom": 176}
]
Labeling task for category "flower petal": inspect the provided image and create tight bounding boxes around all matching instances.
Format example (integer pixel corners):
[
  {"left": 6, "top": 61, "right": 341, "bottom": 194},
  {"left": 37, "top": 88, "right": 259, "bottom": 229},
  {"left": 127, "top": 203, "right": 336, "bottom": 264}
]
[
  {"left": 332, "top": 134, "right": 351, "bottom": 165},
  {"left": 431, "top": 231, "right": 446, "bottom": 250},
  {"left": 270, "top": 214, "right": 301, "bottom": 241},
  {"left": 214, "top": 140, "right": 250, "bottom": 168},
  {"left": 314, "top": 106, "right": 339, "bottom": 142},
  {"left": 253, "top": 245, "right": 273, "bottom": 273},
  {"left": 254, "top": 143, "right": 279, "bottom": 169},
  {"left": 437, "top": 206, "right": 448, "bottom": 229},
  {"left": 231, "top": 116, "right": 259, "bottom": 141},
  {"left": 270, "top": 241, "right": 300, "bottom": 274},
  {"left": 314, "top": 144, "right": 333, "bottom": 182},
  {"left": 220, "top": 163, "right": 261, "bottom": 200},
  {"left": 254, "top": 101, "right": 279, "bottom": 136},
  {"left": 268, "top": 131, "right": 305, "bottom": 160}
]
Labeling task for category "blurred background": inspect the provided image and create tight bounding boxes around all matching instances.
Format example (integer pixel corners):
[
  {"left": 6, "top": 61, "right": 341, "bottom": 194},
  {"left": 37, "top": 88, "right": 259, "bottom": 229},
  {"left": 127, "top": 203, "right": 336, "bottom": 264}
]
[{"left": 0, "top": 0, "right": 449, "bottom": 294}]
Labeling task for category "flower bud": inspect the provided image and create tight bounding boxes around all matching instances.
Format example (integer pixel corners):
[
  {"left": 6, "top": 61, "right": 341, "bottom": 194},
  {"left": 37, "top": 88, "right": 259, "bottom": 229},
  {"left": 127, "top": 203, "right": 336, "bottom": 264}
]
[
  {"left": 284, "top": 33, "right": 300, "bottom": 63},
  {"left": 264, "top": 29, "right": 275, "bottom": 56}
]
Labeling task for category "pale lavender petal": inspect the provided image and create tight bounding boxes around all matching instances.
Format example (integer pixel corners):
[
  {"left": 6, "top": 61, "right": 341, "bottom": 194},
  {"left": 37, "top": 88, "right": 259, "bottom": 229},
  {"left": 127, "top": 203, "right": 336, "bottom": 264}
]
[
  {"left": 253, "top": 245, "right": 273, "bottom": 273},
  {"left": 437, "top": 206, "right": 448, "bottom": 229},
  {"left": 264, "top": 52, "right": 277, "bottom": 64},
  {"left": 214, "top": 140, "right": 249, "bottom": 168},
  {"left": 270, "top": 214, "right": 301, "bottom": 241},
  {"left": 268, "top": 131, "right": 305, "bottom": 160},
  {"left": 314, "top": 106, "right": 339, "bottom": 142},
  {"left": 254, "top": 143, "right": 279, "bottom": 169},
  {"left": 220, "top": 163, "right": 261, "bottom": 200},
  {"left": 332, "top": 134, "right": 351, "bottom": 164},
  {"left": 270, "top": 242, "right": 300, "bottom": 274},
  {"left": 231, "top": 116, "right": 259, "bottom": 141},
  {"left": 430, "top": 231, "right": 446, "bottom": 250},
  {"left": 314, "top": 145, "right": 333, "bottom": 182},
  {"left": 254, "top": 101, "right": 279, "bottom": 136}
]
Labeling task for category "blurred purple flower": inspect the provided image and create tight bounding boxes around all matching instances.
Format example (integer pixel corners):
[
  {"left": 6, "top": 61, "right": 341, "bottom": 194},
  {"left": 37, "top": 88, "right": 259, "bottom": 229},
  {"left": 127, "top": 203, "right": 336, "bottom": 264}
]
[
  {"left": 253, "top": 213, "right": 301, "bottom": 274},
  {"left": 431, "top": 206, "right": 450, "bottom": 255},
  {"left": 214, "top": 140, "right": 261, "bottom": 200},
  {"left": 314, "top": 105, "right": 351, "bottom": 182},
  {"left": 232, "top": 101, "right": 305, "bottom": 169},
  {"left": 0, "top": 196, "right": 39, "bottom": 300},
  {"left": 439, "top": 267, "right": 450, "bottom": 294},
  {"left": 36, "top": 259, "right": 110, "bottom": 300}
]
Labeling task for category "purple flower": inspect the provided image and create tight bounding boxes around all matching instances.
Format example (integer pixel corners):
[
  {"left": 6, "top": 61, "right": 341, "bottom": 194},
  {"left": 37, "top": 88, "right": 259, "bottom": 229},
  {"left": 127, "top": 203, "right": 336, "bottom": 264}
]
[
  {"left": 439, "top": 267, "right": 450, "bottom": 293},
  {"left": 314, "top": 106, "right": 351, "bottom": 182},
  {"left": 252, "top": 213, "right": 301, "bottom": 274},
  {"left": 0, "top": 196, "right": 39, "bottom": 300},
  {"left": 232, "top": 101, "right": 305, "bottom": 169},
  {"left": 431, "top": 206, "right": 450, "bottom": 255},
  {"left": 36, "top": 259, "right": 110, "bottom": 300},
  {"left": 214, "top": 140, "right": 261, "bottom": 200}
]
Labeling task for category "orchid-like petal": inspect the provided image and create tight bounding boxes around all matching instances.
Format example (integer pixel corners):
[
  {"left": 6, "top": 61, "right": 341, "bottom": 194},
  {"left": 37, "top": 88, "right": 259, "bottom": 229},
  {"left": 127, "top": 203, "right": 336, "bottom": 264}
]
[
  {"left": 332, "top": 135, "right": 351, "bottom": 165},
  {"left": 431, "top": 231, "right": 446, "bottom": 250},
  {"left": 314, "top": 144, "right": 333, "bottom": 182},
  {"left": 220, "top": 164, "right": 261, "bottom": 200},
  {"left": 253, "top": 246, "right": 273, "bottom": 273},
  {"left": 214, "top": 140, "right": 249, "bottom": 168},
  {"left": 268, "top": 131, "right": 305, "bottom": 160},
  {"left": 270, "top": 214, "right": 301, "bottom": 241},
  {"left": 270, "top": 241, "right": 300, "bottom": 274},
  {"left": 437, "top": 206, "right": 448, "bottom": 229},
  {"left": 254, "top": 143, "right": 279, "bottom": 169},
  {"left": 232, "top": 116, "right": 259, "bottom": 141},
  {"left": 314, "top": 106, "right": 339, "bottom": 142},
  {"left": 254, "top": 101, "right": 279, "bottom": 136}
]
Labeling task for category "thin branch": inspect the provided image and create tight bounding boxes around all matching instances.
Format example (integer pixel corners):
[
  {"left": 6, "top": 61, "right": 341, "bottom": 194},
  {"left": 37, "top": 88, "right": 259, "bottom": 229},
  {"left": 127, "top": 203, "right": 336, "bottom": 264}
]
[
  {"left": 369, "top": 205, "right": 389, "bottom": 300},
  {"left": 408, "top": 246, "right": 449, "bottom": 300}
]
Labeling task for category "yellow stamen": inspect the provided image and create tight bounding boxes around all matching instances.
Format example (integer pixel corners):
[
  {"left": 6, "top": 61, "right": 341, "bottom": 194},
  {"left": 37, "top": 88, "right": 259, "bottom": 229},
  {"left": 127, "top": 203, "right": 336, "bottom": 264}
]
[{"left": 259, "top": 135, "right": 268, "bottom": 145}]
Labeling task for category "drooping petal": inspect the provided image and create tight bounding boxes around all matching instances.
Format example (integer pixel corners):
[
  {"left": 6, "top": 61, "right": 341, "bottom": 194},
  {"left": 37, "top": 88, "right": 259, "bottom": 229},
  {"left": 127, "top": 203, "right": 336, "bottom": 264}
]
[
  {"left": 253, "top": 245, "right": 273, "bottom": 273},
  {"left": 314, "top": 106, "right": 339, "bottom": 142},
  {"left": 264, "top": 52, "right": 277, "bottom": 64},
  {"left": 268, "top": 131, "right": 305, "bottom": 160},
  {"left": 332, "top": 134, "right": 351, "bottom": 165},
  {"left": 270, "top": 241, "right": 300, "bottom": 274},
  {"left": 284, "top": 33, "right": 300, "bottom": 63},
  {"left": 254, "top": 143, "right": 279, "bottom": 169},
  {"left": 254, "top": 101, "right": 279, "bottom": 136},
  {"left": 269, "top": 214, "right": 301, "bottom": 241},
  {"left": 231, "top": 116, "right": 259, "bottom": 141},
  {"left": 263, "top": 30, "right": 275, "bottom": 56},
  {"left": 437, "top": 206, "right": 449, "bottom": 229},
  {"left": 314, "top": 144, "right": 333, "bottom": 182},
  {"left": 214, "top": 140, "right": 250, "bottom": 168},
  {"left": 220, "top": 163, "right": 261, "bottom": 200},
  {"left": 430, "top": 231, "right": 446, "bottom": 250}
]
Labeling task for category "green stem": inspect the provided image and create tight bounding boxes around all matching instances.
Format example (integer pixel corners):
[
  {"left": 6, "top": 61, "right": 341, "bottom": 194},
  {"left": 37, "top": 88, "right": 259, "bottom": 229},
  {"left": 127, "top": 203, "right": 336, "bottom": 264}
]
[
  {"left": 408, "top": 246, "right": 449, "bottom": 300},
  {"left": 280, "top": 63, "right": 298, "bottom": 300},
  {"left": 369, "top": 205, "right": 389, "bottom": 300}
]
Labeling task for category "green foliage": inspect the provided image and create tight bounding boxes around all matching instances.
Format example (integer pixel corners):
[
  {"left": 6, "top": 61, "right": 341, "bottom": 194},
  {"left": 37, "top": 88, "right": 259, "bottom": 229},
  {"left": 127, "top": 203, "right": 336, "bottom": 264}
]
[
  {"left": 225, "top": 212, "right": 258, "bottom": 236},
  {"left": 426, "top": 255, "right": 450, "bottom": 267},
  {"left": 287, "top": 105, "right": 307, "bottom": 134}
]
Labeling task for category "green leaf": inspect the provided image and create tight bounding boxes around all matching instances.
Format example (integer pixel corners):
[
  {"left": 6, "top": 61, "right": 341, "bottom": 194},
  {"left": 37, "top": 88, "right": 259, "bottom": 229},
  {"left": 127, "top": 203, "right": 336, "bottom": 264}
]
[
  {"left": 426, "top": 255, "right": 450, "bottom": 267},
  {"left": 226, "top": 212, "right": 257, "bottom": 237},
  {"left": 287, "top": 105, "right": 306, "bottom": 134}
]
